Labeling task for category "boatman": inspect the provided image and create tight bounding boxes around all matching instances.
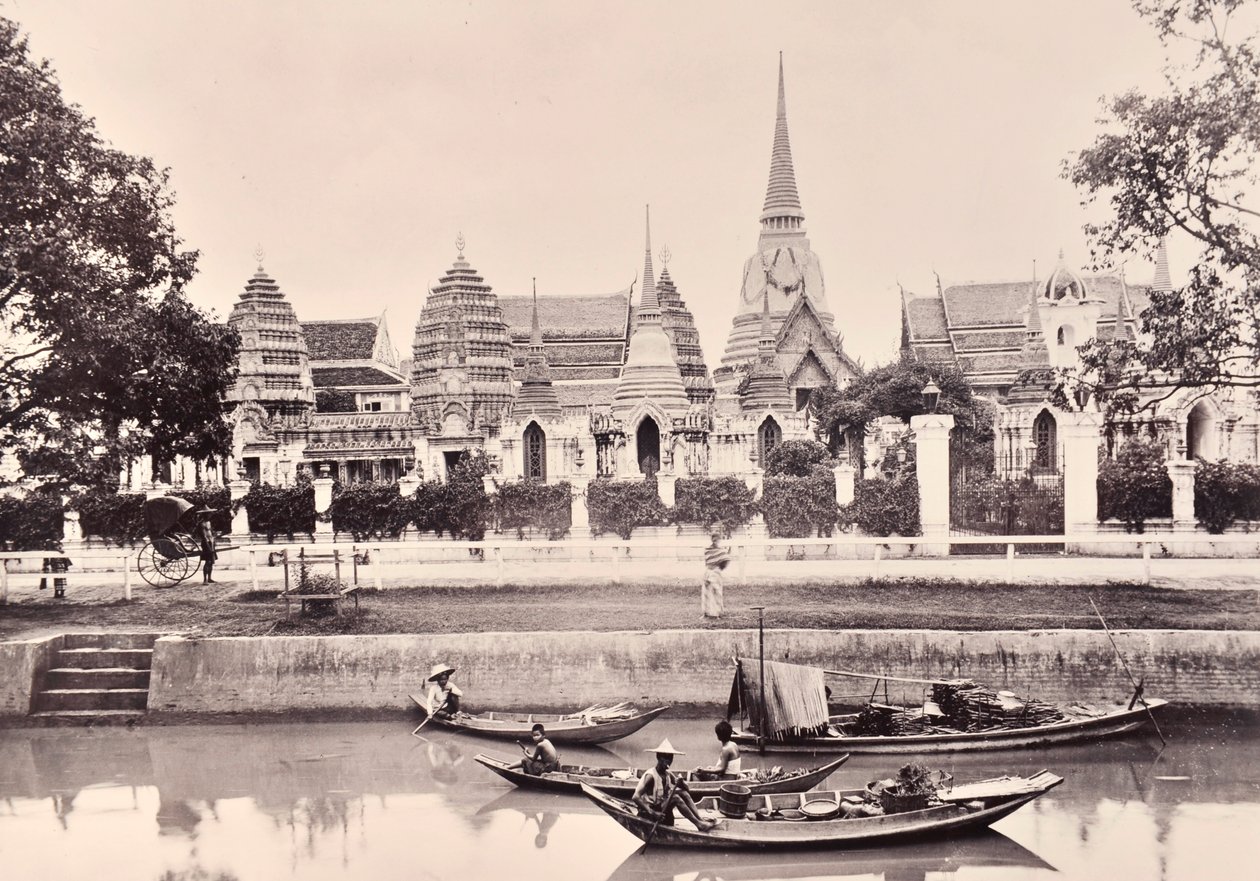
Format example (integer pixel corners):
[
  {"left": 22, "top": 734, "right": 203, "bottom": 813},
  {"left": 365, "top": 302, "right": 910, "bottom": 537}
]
[
  {"left": 693, "top": 720, "right": 742, "bottom": 781},
  {"left": 632, "top": 739, "right": 720, "bottom": 831},
  {"left": 507, "top": 723, "right": 560, "bottom": 776},
  {"left": 701, "top": 533, "right": 730, "bottom": 618},
  {"left": 424, "top": 663, "right": 463, "bottom": 718}
]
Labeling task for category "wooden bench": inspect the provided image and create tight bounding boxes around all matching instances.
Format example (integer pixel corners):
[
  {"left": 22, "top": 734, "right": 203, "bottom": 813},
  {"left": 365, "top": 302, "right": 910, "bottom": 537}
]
[{"left": 277, "top": 548, "right": 363, "bottom": 618}]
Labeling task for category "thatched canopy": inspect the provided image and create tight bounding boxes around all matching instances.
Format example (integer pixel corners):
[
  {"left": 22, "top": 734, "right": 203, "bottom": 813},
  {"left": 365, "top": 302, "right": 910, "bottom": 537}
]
[{"left": 727, "top": 658, "right": 828, "bottom": 739}]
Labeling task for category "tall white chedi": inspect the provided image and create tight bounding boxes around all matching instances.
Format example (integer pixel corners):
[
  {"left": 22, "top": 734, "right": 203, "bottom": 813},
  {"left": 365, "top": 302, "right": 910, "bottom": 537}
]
[
  {"left": 717, "top": 53, "right": 841, "bottom": 393},
  {"left": 612, "top": 206, "right": 690, "bottom": 421}
]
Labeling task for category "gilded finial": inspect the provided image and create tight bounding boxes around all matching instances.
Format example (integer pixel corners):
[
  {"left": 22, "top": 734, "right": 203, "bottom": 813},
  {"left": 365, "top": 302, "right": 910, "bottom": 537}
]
[
  {"left": 659, "top": 244, "right": 671, "bottom": 267},
  {"left": 456, "top": 232, "right": 465, "bottom": 258},
  {"left": 253, "top": 244, "right": 265, "bottom": 271}
]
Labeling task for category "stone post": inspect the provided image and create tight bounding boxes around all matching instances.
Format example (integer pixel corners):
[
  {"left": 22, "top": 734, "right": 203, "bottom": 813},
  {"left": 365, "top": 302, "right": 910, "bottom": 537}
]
[
  {"left": 1166, "top": 458, "right": 1197, "bottom": 533},
  {"left": 569, "top": 476, "right": 590, "bottom": 532},
  {"left": 313, "top": 469, "right": 335, "bottom": 540},
  {"left": 657, "top": 472, "right": 676, "bottom": 507},
  {"left": 229, "top": 479, "right": 252, "bottom": 539},
  {"left": 62, "top": 506, "right": 83, "bottom": 551},
  {"left": 1060, "top": 410, "right": 1103, "bottom": 539},
  {"left": 910, "top": 414, "right": 954, "bottom": 553},
  {"left": 833, "top": 463, "right": 855, "bottom": 506},
  {"left": 398, "top": 471, "right": 421, "bottom": 498}
]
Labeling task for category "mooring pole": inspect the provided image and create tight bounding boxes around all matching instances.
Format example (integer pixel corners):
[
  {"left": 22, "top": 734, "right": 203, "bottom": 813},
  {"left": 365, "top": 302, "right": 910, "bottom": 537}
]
[{"left": 752, "top": 605, "right": 767, "bottom": 754}]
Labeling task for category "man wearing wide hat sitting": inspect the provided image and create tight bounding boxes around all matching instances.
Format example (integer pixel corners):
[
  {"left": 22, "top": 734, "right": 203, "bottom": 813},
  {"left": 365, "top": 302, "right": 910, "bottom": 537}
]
[
  {"left": 424, "top": 663, "right": 463, "bottom": 718},
  {"left": 631, "top": 738, "right": 720, "bottom": 831}
]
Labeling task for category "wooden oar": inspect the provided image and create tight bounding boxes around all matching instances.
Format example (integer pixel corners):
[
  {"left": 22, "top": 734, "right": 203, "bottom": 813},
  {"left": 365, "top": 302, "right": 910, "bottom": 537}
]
[
  {"left": 638, "top": 774, "right": 676, "bottom": 853},
  {"left": 824, "top": 668, "right": 959, "bottom": 686},
  {"left": 411, "top": 697, "right": 449, "bottom": 737},
  {"left": 1087, "top": 595, "right": 1167, "bottom": 745}
]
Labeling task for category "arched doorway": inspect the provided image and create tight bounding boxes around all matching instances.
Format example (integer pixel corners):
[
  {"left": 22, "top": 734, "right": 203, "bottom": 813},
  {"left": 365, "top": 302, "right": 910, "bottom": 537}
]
[
  {"left": 1186, "top": 400, "right": 1218, "bottom": 460},
  {"left": 636, "top": 417, "right": 660, "bottom": 477},
  {"left": 523, "top": 421, "right": 547, "bottom": 480},
  {"left": 1033, "top": 410, "right": 1057, "bottom": 472},
  {"left": 757, "top": 416, "right": 782, "bottom": 466}
]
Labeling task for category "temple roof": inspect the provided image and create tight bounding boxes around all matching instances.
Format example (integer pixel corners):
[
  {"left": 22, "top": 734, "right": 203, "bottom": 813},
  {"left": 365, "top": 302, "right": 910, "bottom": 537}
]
[
  {"left": 499, "top": 291, "right": 632, "bottom": 340},
  {"left": 312, "top": 366, "right": 404, "bottom": 388},
  {"left": 302, "top": 318, "right": 381, "bottom": 361}
]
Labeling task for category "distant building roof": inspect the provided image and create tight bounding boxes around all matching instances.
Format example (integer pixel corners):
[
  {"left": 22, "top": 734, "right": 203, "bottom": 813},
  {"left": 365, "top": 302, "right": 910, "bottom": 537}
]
[
  {"left": 499, "top": 291, "right": 632, "bottom": 340},
  {"left": 312, "top": 366, "right": 404, "bottom": 388},
  {"left": 303, "top": 319, "right": 380, "bottom": 361}
]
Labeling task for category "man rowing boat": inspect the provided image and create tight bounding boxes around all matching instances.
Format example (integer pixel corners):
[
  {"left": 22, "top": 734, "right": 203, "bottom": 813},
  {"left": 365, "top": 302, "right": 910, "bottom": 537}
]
[
  {"left": 424, "top": 663, "right": 463, "bottom": 718},
  {"left": 631, "top": 739, "right": 720, "bottom": 832}
]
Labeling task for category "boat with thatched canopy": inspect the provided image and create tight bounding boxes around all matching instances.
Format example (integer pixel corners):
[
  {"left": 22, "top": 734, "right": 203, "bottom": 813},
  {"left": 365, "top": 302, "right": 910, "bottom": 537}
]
[{"left": 726, "top": 658, "right": 1167, "bottom": 754}]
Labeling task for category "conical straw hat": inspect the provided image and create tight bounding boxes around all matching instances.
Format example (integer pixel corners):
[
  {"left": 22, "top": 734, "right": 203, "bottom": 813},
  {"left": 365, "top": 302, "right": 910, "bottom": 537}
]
[
  {"left": 644, "top": 738, "right": 685, "bottom": 755},
  {"left": 428, "top": 663, "right": 456, "bottom": 682}
]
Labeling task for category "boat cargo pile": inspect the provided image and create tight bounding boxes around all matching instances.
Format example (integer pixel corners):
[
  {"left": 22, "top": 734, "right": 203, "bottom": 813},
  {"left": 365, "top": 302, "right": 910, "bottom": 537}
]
[{"left": 854, "top": 681, "right": 1070, "bottom": 736}]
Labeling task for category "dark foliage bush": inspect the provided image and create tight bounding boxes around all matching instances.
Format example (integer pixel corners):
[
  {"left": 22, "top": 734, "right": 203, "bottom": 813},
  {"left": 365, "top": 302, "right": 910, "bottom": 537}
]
[
  {"left": 764, "top": 440, "right": 833, "bottom": 477},
  {"left": 241, "top": 479, "right": 316, "bottom": 541},
  {"left": 495, "top": 479, "right": 573, "bottom": 540},
  {"left": 672, "top": 476, "right": 757, "bottom": 534},
  {"left": 330, "top": 482, "right": 412, "bottom": 540},
  {"left": 0, "top": 492, "right": 64, "bottom": 550},
  {"left": 71, "top": 491, "right": 146, "bottom": 544},
  {"left": 1195, "top": 458, "right": 1260, "bottom": 534},
  {"left": 761, "top": 468, "right": 838, "bottom": 538},
  {"left": 586, "top": 478, "right": 669, "bottom": 539},
  {"left": 406, "top": 453, "right": 493, "bottom": 540},
  {"left": 1097, "top": 440, "right": 1172, "bottom": 532},
  {"left": 839, "top": 477, "right": 921, "bottom": 537}
]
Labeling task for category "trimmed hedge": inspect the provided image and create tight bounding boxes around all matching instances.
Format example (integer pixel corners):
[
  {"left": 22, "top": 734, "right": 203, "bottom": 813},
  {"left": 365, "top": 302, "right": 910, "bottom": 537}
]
[
  {"left": 1097, "top": 440, "right": 1172, "bottom": 533},
  {"left": 764, "top": 440, "right": 832, "bottom": 477},
  {"left": 586, "top": 478, "right": 669, "bottom": 539},
  {"left": 71, "top": 492, "right": 146, "bottom": 545},
  {"left": 1195, "top": 458, "right": 1260, "bottom": 534},
  {"left": 329, "top": 482, "right": 411, "bottom": 540},
  {"left": 0, "top": 493, "right": 64, "bottom": 551},
  {"left": 241, "top": 480, "right": 317, "bottom": 542},
  {"left": 180, "top": 487, "right": 233, "bottom": 536},
  {"left": 761, "top": 467, "right": 839, "bottom": 538},
  {"left": 840, "top": 477, "right": 921, "bottom": 537},
  {"left": 672, "top": 476, "right": 757, "bottom": 534},
  {"left": 495, "top": 479, "right": 573, "bottom": 540}
]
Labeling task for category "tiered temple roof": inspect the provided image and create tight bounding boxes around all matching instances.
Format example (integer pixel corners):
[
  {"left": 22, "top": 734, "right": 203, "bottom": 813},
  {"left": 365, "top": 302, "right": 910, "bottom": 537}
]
[
  {"left": 513, "top": 284, "right": 562, "bottom": 420},
  {"left": 410, "top": 239, "right": 515, "bottom": 434},
  {"left": 741, "top": 290, "right": 793, "bottom": 411},
  {"left": 651, "top": 256, "right": 715, "bottom": 405},
  {"left": 225, "top": 264, "right": 314, "bottom": 414}
]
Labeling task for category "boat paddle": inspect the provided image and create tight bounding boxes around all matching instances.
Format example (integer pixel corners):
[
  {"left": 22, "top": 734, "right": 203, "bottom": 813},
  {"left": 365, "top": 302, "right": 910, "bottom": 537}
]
[
  {"left": 638, "top": 774, "right": 676, "bottom": 853},
  {"left": 1087, "top": 594, "right": 1167, "bottom": 745},
  {"left": 411, "top": 696, "right": 449, "bottom": 737}
]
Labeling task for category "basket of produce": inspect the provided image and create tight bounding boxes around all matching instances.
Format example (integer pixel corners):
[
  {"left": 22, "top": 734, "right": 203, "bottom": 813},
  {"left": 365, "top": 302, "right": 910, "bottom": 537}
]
[{"left": 872, "top": 762, "right": 937, "bottom": 815}]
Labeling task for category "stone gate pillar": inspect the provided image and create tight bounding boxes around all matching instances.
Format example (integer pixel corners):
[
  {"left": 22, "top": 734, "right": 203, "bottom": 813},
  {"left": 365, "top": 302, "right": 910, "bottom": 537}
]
[
  {"left": 910, "top": 414, "right": 954, "bottom": 551},
  {"left": 1166, "top": 457, "right": 1197, "bottom": 533},
  {"left": 313, "top": 469, "right": 335, "bottom": 540},
  {"left": 833, "top": 463, "right": 855, "bottom": 506},
  {"left": 569, "top": 476, "right": 590, "bottom": 533},
  {"left": 1060, "top": 411, "right": 1102, "bottom": 538},
  {"left": 229, "top": 478, "right": 252, "bottom": 539}
]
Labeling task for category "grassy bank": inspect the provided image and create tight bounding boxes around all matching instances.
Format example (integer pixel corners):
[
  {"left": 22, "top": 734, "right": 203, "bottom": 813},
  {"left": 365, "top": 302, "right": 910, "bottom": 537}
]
[{"left": 1, "top": 577, "right": 1256, "bottom": 639}]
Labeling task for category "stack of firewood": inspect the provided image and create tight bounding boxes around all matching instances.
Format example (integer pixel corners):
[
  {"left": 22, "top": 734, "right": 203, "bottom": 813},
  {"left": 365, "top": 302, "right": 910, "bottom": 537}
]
[{"left": 930, "top": 682, "right": 1067, "bottom": 731}]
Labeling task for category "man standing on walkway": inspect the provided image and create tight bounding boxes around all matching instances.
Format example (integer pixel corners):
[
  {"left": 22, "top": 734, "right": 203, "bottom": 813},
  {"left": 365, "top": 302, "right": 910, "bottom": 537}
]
[{"left": 702, "top": 533, "right": 730, "bottom": 619}]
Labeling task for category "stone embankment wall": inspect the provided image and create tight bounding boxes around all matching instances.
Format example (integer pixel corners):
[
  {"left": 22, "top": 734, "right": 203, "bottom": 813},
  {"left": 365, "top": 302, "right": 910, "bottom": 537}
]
[{"left": 142, "top": 629, "right": 1260, "bottom": 716}]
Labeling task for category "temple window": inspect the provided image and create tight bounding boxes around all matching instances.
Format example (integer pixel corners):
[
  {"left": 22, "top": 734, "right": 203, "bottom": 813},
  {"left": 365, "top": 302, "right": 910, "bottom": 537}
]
[
  {"left": 758, "top": 416, "right": 782, "bottom": 465},
  {"left": 1033, "top": 410, "right": 1057, "bottom": 471},
  {"left": 636, "top": 417, "right": 661, "bottom": 477},
  {"left": 524, "top": 422, "right": 547, "bottom": 480}
]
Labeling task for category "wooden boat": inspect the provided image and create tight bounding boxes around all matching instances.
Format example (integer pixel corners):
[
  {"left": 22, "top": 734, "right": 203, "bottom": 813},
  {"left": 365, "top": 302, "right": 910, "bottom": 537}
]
[
  {"left": 473, "top": 753, "right": 849, "bottom": 797},
  {"left": 408, "top": 696, "right": 669, "bottom": 745},
  {"left": 727, "top": 657, "right": 1169, "bottom": 754},
  {"left": 580, "top": 770, "right": 1064, "bottom": 850}
]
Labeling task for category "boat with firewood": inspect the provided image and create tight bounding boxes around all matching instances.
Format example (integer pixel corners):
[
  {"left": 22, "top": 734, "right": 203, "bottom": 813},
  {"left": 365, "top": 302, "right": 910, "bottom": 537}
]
[
  {"left": 473, "top": 753, "right": 849, "bottom": 797},
  {"left": 726, "top": 658, "right": 1168, "bottom": 753},
  {"left": 409, "top": 697, "right": 669, "bottom": 745},
  {"left": 580, "top": 770, "right": 1064, "bottom": 850}
]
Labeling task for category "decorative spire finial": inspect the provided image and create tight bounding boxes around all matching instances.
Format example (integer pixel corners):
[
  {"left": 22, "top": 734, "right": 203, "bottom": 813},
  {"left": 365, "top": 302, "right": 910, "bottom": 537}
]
[
  {"left": 456, "top": 232, "right": 465, "bottom": 258},
  {"left": 639, "top": 205, "right": 659, "bottom": 314},
  {"left": 761, "top": 54, "right": 805, "bottom": 226},
  {"left": 1152, "top": 236, "right": 1172, "bottom": 292},
  {"left": 530, "top": 277, "right": 543, "bottom": 348},
  {"left": 659, "top": 243, "right": 671, "bottom": 268},
  {"left": 253, "top": 244, "right": 265, "bottom": 271}
]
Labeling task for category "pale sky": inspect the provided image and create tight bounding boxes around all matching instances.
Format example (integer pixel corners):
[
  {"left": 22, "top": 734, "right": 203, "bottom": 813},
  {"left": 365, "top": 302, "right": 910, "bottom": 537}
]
[{"left": 8, "top": 0, "right": 1175, "bottom": 369}]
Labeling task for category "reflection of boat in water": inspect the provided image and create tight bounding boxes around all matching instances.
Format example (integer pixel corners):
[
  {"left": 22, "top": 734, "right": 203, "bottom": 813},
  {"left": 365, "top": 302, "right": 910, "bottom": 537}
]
[
  {"left": 603, "top": 829, "right": 1055, "bottom": 881},
  {"left": 581, "top": 771, "right": 1063, "bottom": 850},
  {"left": 475, "top": 787, "right": 605, "bottom": 819},
  {"left": 729, "top": 657, "right": 1168, "bottom": 753},
  {"left": 474, "top": 753, "right": 849, "bottom": 797}
]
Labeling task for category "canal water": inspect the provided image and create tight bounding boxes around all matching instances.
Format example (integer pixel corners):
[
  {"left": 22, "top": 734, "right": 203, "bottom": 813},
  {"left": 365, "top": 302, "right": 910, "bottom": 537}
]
[{"left": 0, "top": 710, "right": 1255, "bottom": 881}]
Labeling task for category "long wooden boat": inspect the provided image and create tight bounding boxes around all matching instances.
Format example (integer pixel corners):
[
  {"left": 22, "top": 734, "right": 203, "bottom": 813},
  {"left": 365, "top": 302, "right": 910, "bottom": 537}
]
[
  {"left": 473, "top": 753, "right": 849, "bottom": 797},
  {"left": 408, "top": 696, "right": 668, "bottom": 745},
  {"left": 580, "top": 771, "right": 1064, "bottom": 850},
  {"left": 727, "top": 657, "right": 1169, "bottom": 753}
]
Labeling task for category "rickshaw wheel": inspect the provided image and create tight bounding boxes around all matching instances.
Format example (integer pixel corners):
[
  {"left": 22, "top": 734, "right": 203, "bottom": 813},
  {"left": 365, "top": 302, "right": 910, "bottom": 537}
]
[{"left": 137, "top": 539, "right": 192, "bottom": 587}]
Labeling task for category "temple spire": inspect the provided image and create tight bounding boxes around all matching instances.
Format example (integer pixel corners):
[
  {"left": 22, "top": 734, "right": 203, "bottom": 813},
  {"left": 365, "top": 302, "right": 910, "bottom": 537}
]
[
  {"left": 529, "top": 277, "right": 543, "bottom": 349},
  {"left": 760, "top": 52, "right": 805, "bottom": 227},
  {"left": 1152, "top": 237, "right": 1172, "bottom": 292},
  {"left": 640, "top": 204, "right": 660, "bottom": 314}
]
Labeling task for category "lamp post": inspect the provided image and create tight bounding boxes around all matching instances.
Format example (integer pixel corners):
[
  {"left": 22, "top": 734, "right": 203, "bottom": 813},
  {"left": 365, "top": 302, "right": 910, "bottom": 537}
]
[
  {"left": 1073, "top": 383, "right": 1092, "bottom": 412},
  {"left": 921, "top": 380, "right": 941, "bottom": 414}
]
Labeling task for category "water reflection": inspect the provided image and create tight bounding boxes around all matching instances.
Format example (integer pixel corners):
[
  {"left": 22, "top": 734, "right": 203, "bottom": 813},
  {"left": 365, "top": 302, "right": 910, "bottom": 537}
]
[{"left": 0, "top": 710, "right": 1255, "bottom": 881}]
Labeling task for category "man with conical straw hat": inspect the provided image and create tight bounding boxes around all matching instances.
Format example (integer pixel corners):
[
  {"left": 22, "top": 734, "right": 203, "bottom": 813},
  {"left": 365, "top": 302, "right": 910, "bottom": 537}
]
[
  {"left": 631, "top": 738, "right": 720, "bottom": 831},
  {"left": 423, "top": 663, "right": 463, "bottom": 718}
]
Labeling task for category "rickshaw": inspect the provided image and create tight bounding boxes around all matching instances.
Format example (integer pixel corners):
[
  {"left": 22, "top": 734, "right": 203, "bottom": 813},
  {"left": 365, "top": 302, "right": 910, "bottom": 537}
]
[{"left": 137, "top": 495, "right": 204, "bottom": 587}]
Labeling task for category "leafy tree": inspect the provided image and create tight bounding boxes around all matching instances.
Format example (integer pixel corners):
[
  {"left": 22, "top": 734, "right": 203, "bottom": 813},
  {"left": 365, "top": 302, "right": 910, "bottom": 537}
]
[
  {"left": 811, "top": 358, "right": 992, "bottom": 469},
  {"left": 1064, "top": 0, "right": 1260, "bottom": 411},
  {"left": 0, "top": 18, "right": 238, "bottom": 489},
  {"left": 763, "top": 440, "right": 833, "bottom": 477}
]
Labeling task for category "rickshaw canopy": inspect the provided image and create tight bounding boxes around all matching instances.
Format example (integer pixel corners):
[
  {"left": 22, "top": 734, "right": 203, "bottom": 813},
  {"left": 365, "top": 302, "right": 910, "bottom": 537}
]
[{"left": 144, "top": 496, "right": 194, "bottom": 538}]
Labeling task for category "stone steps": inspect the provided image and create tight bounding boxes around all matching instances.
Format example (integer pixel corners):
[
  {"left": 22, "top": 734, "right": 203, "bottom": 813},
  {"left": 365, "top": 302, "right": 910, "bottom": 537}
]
[{"left": 31, "top": 633, "right": 160, "bottom": 723}]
